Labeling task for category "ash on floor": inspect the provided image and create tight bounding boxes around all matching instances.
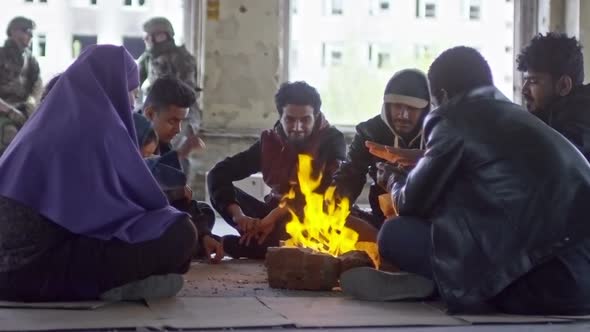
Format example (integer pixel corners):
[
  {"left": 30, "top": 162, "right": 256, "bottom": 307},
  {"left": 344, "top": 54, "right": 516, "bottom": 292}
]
[{"left": 180, "top": 259, "right": 343, "bottom": 297}]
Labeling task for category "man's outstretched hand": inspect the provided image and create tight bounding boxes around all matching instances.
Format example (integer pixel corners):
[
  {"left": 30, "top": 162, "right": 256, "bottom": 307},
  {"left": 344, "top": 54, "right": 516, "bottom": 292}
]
[
  {"left": 239, "top": 214, "right": 277, "bottom": 246},
  {"left": 203, "top": 235, "right": 224, "bottom": 264},
  {"left": 177, "top": 125, "right": 206, "bottom": 159},
  {"left": 365, "top": 141, "right": 423, "bottom": 166}
]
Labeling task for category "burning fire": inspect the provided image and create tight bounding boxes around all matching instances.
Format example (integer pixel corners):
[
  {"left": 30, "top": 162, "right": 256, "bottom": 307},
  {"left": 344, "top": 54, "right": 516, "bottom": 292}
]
[{"left": 283, "top": 154, "right": 376, "bottom": 261}]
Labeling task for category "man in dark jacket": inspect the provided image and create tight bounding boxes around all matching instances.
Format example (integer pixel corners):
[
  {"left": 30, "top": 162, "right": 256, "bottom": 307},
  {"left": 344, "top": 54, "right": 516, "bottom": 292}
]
[
  {"left": 143, "top": 77, "right": 205, "bottom": 167},
  {"left": 341, "top": 47, "right": 590, "bottom": 315},
  {"left": 207, "top": 81, "right": 346, "bottom": 259},
  {"left": 141, "top": 77, "right": 222, "bottom": 262},
  {"left": 517, "top": 33, "right": 590, "bottom": 160},
  {"left": 332, "top": 69, "right": 430, "bottom": 229}
]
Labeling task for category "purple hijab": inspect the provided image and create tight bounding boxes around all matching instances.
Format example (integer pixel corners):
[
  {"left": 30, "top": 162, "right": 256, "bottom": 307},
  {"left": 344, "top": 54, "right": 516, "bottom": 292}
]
[{"left": 0, "top": 45, "right": 185, "bottom": 243}]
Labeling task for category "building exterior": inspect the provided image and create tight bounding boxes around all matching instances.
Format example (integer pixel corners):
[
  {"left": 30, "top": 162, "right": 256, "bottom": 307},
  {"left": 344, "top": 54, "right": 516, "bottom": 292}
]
[
  {"left": 0, "top": 0, "right": 184, "bottom": 83},
  {"left": 1, "top": 0, "right": 515, "bottom": 126},
  {"left": 290, "top": 0, "right": 515, "bottom": 125}
]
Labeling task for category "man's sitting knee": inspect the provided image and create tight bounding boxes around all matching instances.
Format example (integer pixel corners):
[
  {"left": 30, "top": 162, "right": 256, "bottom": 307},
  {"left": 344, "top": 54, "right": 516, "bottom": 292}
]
[{"left": 173, "top": 216, "right": 198, "bottom": 253}]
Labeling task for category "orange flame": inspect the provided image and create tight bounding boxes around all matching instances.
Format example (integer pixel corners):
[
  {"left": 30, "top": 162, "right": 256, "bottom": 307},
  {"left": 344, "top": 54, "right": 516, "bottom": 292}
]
[{"left": 283, "top": 154, "right": 359, "bottom": 257}]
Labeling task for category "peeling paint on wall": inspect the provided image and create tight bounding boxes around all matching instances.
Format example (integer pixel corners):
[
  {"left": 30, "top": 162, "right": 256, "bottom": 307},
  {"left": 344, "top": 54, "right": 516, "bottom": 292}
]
[
  {"left": 203, "top": 0, "right": 281, "bottom": 130},
  {"left": 214, "top": 15, "right": 239, "bottom": 40},
  {"left": 191, "top": 0, "right": 284, "bottom": 199}
]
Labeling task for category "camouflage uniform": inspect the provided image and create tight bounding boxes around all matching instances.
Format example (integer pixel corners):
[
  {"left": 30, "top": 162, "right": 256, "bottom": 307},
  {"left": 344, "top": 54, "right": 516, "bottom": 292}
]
[
  {"left": 138, "top": 17, "right": 201, "bottom": 126},
  {"left": 0, "top": 17, "right": 42, "bottom": 155}
]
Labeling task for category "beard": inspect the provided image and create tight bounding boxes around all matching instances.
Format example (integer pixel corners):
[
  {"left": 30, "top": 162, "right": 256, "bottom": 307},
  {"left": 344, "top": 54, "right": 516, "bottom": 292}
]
[
  {"left": 523, "top": 95, "right": 537, "bottom": 112},
  {"left": 392, "top": 120, "right": 415, "bottom": 134},
  {"left": 287, "top": 135, "right": 309, "bottom": 149}
]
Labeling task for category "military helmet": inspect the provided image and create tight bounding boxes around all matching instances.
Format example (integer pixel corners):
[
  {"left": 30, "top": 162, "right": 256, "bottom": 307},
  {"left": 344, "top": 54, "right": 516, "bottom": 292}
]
[
  {"left": 143, "top": 17, "right": 174, "bottom": 37},
  {"left": 6, "top": 16, "right": 35, "bottom": 37}
]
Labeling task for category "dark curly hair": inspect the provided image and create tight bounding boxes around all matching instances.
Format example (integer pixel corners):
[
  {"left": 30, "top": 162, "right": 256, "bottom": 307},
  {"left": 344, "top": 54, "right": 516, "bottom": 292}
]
[
  {"left": 517, "top": 32, "right": 584, "bottom": 86},
  {"left": 428, "top": 46, "right": 493, "bottom": 100},
  {"left": 274, "top": 81, "right": 322, "bottom": 115},
  {"left": 144, "top": 76, "right": 196, "bottom": 111}
]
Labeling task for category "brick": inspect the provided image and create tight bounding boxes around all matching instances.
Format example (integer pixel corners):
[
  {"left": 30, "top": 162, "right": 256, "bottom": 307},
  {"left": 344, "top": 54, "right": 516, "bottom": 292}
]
[{"left": 265, "top": 247, "right": 341, "bottom": 291}]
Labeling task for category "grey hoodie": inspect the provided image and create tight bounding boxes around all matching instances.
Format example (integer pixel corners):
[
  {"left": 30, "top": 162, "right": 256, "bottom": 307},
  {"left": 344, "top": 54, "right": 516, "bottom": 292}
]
[{"left": 380, "top": 69, "right": 431, "bottom": 149}]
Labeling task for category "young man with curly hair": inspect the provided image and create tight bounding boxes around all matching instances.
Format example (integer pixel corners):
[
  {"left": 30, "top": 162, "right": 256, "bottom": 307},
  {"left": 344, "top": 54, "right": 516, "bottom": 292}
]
[
  {"left": 517, "top": 32, "right": 590, "bottom": 160},
  {"left": 340, "top": 46, "right": 590, "bottom": 316},
  {"left": 207, "top": 81, "right": 347, "bottom": 259}
]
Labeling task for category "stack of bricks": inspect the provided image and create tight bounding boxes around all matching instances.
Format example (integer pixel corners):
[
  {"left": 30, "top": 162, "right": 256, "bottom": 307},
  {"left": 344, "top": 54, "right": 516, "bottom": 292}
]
[{"left": 265, "top": 247, "right": 374, "bottom": 291}]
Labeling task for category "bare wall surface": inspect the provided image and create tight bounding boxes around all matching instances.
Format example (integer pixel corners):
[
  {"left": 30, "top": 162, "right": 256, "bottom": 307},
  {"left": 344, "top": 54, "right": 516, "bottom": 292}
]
[
  {"left": 202, "top": 0, "right": 282, "bottom": 130},
  {"left": 189, "top": 0, "right": 285, "bottom": 200},
  {"left": 581, "top": 0, "right": 590, "bottom": 84}
]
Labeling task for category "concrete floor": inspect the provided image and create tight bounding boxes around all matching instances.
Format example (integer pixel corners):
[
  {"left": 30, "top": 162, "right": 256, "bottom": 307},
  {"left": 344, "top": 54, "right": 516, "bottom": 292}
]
[
  {"left": 189, "top": 219, "right": 590, "bottom": 331},
  {"left": 240, "top": 325, "right": 590, "bottom": 332},
  {"left": 6, "top": 219, "right": 585, "bottom": 332},
  {"left": 180, "top": 259, "right": 340, "bottom": 298},
  {"left": 176, "top": 258, "right": 590, "bottom": 332}
]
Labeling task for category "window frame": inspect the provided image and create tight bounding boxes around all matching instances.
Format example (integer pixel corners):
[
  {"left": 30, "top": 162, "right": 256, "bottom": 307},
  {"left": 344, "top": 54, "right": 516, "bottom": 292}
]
[
  {"left": 415, "top": 0, "right": 437, "bottom": 19},
  {"left": 35, "top": 33, "right": 47, "bottom": 57},
  {"left": 323, "top": 0, "right": 344, "bottom": 16}
]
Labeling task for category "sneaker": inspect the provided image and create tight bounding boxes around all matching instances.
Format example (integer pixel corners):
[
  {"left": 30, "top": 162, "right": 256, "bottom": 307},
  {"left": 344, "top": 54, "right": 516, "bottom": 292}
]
[
  {"left": 99, "top": 274, "right": 184, "bottom": 301},
  {"left": 340, "top": 267, "right": 435, "bottom": 301}
]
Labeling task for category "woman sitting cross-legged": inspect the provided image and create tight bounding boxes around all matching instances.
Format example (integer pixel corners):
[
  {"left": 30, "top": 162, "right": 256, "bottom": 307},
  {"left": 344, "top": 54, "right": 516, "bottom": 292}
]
[{"left": 0, "top": 45, "right": 197, "bottom": 302}]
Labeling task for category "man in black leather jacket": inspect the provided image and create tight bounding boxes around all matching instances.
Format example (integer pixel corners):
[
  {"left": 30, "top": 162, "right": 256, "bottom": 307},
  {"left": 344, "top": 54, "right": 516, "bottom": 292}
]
[
  {"left": 517, "top": 33, "right": 590, "bottom": 161},
  {"left": 341, "top": 46, "right": 590, "bottom": 315}
]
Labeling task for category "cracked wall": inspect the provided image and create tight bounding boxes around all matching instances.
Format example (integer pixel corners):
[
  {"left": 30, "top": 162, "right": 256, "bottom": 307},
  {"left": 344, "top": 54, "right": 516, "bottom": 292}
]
[
  {"left": 190, "top": 0, "right": 283, "bottom": 200},
  {"left": 202, "top": 0, "right": 282, "bottom": 130}
]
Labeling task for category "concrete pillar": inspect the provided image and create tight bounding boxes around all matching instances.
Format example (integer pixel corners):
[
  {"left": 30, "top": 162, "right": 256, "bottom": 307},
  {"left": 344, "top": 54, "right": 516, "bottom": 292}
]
[
  {"left": 538, "top": 0, "right": 551, "bottom": 33},
  {"left": 189, "top": 0, "right": 286, "bottom": 199},
  {"left": 548, "top": 0, "right": 565, "bottom": 32},
  {"left": 183, "top": 0, "right": 207, "bottom": 110},
  {"left": 581, "top": 0, "right": 590, "bottom": 83},
  {"left": 546, "top": 0, "right": 579, "bottom": 36},
  {"left": 564, "top": 0, "right": 580, "bottom": 37},
  {"left": 201, "top": 0, "right": 282, "bottom": 131},
  {"left": 554, "top": 0, "right": 589, "bottom": 83},
  {"left": 513, "top": 0, "right": 540, "bottom": 103}
]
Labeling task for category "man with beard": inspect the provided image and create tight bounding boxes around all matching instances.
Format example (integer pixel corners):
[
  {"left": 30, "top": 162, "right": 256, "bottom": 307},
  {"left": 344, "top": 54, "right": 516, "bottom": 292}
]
[
  {"left": 207, "top": 81, "right": 346, "bottom": 259},
  {"left": 332, "top": 69, "right": 431, "bottom": 230},
  {"left": 340, "top": 47, "right": 590, "bottom": 316},
  {"left": 0, "top": 17, "right": 42, "bottom": 155},
  {"left": 517, "top": 33, "right": 590, "bottom": 160}
]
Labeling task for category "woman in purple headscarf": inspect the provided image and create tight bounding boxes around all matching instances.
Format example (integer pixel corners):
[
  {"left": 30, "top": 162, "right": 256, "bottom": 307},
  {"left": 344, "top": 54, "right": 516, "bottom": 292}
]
[{"left": 0, "top": 45, "right": 197, "bottom": 301}]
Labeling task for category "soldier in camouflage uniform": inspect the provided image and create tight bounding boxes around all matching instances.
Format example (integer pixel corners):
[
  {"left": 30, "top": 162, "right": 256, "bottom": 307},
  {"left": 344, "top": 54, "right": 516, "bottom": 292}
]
[
  {"left": 0, "top": 17, "right": 42, "bottom": 155},
  {"left": 138, "top": 17, "right": 202, "bottom": 127}
]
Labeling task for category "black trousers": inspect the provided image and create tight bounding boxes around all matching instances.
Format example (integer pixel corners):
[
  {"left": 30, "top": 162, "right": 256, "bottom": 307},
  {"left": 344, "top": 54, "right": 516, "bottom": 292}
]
[
  {"left": 0, "top": 216, "right": 197, "bottom": 302},
  {"left": 212, "top": 187, "right": 289, "bottom": 258},
  {"left": 378, "top": 216, "right": 590, "bottom": 315},
  {"left": 172, "top": 199, "right": 216, "bottom": 236}
]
